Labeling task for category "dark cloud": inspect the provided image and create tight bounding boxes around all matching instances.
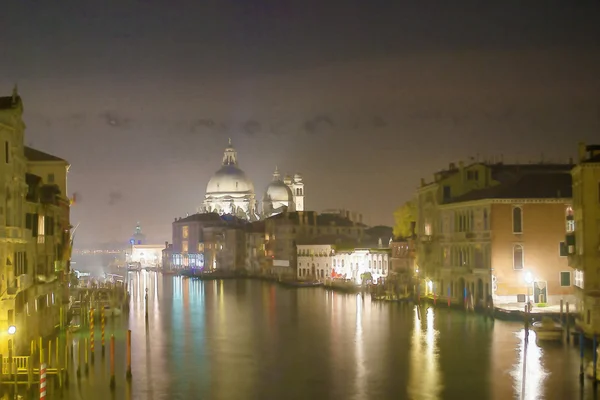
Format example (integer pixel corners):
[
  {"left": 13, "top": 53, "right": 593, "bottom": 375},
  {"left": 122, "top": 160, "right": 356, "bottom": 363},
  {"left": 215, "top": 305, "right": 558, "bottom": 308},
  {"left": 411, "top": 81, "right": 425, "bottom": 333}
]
[
  {"left": 100, "top": 111, "right": 131, "bottom": 129},
  {"left": 190, "top": 118, "right": 216, "bottom": 133},
  {"left": 242, "top": 120, "right": 262, "bottom": 135},
  {"left": 303, "top": 114, "right": 335, "bottom": 134},
  {"left": 108, "top": 191, "right": 123, "bottom": 206}
]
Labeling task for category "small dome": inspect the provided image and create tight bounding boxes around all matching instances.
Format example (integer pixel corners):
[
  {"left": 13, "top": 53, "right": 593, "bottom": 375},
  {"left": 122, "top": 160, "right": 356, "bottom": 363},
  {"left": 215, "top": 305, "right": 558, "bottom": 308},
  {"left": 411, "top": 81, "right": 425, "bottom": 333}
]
[
  {"left": 206, "top": 165, "right": 254, "bottom": 194},
  {"left": 283, "top": 175, "right": 293, "bottom": 185},
  {"left": 264, "top": 180, "right": 293, "bottom": 202},
  {"left": 294, "top": 173, "right": 303, "bottom": 182}
]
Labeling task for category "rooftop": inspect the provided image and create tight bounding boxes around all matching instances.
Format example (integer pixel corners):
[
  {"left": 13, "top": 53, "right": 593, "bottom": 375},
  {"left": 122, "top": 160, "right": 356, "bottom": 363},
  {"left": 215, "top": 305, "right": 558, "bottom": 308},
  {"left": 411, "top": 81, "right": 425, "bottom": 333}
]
[
  {"left": 24, "top": 146, "right": 68, "bottom": 163},
  {"left": 447, "top": 172, "right": 572, "bottom": 203},
  {"left": 174, "top": 212, "right": 247, "bottom": 227},
  {"left": 0, "top": 95, "right": 21, "bottom": 110}
]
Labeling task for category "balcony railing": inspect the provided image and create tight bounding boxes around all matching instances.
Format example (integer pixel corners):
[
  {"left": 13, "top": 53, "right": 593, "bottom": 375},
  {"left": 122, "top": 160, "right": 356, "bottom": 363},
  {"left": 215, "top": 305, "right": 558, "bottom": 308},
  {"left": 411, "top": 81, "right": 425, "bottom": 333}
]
[{"left": 5, "top": 274, "right": 33, "bottom": 295}]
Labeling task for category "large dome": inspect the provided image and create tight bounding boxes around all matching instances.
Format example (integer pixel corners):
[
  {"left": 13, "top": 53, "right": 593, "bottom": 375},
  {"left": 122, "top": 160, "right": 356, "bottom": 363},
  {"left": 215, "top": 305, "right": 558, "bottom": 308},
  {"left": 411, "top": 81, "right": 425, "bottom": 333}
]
[
  {"left": 264, "top": 180, "right": 293, "bottom": 202},
  {"left": 206, "top": 165, "right": 255, "bottom": 194}
]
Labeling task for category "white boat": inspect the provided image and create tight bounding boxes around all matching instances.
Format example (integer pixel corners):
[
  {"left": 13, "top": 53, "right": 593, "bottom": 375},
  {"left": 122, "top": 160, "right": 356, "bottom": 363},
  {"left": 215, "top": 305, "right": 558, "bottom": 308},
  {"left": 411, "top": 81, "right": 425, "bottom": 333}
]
[{"left": 531, "top": 317, "right": 563, "bottom": 341}]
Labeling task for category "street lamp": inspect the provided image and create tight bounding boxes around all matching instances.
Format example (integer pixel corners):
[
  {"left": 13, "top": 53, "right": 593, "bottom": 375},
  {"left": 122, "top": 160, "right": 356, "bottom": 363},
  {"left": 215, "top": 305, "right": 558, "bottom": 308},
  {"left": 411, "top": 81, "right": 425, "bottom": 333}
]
[
  {"left": 7, "top": 325, "right": 16, "bottom": 335},
  {"left": 523, "top": 271, "right": 534, "bottom": 310}
]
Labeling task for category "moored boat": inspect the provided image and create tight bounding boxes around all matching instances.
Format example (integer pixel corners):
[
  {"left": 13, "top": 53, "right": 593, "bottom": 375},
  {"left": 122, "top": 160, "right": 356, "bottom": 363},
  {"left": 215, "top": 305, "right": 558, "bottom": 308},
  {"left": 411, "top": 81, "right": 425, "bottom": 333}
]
[{"left": 532, "top": 317, "right": 563, "bottom": 341}]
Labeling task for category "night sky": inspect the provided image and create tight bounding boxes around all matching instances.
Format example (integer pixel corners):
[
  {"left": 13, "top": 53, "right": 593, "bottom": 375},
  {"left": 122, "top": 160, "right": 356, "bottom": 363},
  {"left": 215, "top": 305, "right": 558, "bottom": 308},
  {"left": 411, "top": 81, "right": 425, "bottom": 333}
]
[{"left": 1, "top": 1, "right": 599, "bottom": 246}]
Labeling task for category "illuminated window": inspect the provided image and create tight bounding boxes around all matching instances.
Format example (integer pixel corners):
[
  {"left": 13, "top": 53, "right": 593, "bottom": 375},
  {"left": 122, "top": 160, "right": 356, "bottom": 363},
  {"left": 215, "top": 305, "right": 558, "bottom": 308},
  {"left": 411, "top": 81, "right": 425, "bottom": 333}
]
[
  {"left": 424, "top": 222, "right": 432, "bottom": 236},
  {"left": 512, "top": 207, "right": 523, "bottom": 234},
  {"left": 575, "top": 269, "right": 584, "bottom": 289},
  {"left": 182, "top": 241, "right": 188, "bottom": 252},
  {"left": 198, "top": 243, "right": 204, "bottom": 252},
  {"left": 182, "top": 226, "right": 189, "bottom": 239},
  {"left": 37, "top": 216, "right": 45, "bottom": 244},
  {"left": 513, "top": 244, "right": 524, "bottom": 270}
]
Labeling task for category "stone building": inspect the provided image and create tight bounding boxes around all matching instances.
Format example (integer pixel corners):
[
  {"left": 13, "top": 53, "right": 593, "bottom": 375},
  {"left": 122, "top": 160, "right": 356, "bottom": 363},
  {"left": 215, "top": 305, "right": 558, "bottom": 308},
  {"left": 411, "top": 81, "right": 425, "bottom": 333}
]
[
  {"left": 169, "top": 213, "right": 246, "bottom": 271},
  {"left": 297, "top": 243, "right": 390, "bottom": 283},
  {"left": 0, "top": 88, "right": 71, "bottom": 353},
  {"left": 201, "top": 139, "right": 305, "bottom": 220},
  {"left": 568, "top": 143, "right": 600, "bottom": 335},
  {"left": 417, "top": 160, "right": 575, "bottom": 307},
  {"left": 265, "top": 211, "right": 366, "bottom": 278}
]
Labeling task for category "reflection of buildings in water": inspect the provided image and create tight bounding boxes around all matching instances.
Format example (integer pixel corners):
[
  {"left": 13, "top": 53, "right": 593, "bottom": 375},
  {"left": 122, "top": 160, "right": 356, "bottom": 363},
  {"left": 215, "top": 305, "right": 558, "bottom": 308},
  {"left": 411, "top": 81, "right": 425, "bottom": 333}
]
[
  {"left": 408, "top": 307, "right": 441, "bottom": 399},
  {"left": 510, "top": 331, "right": 547, "bottom": 400},
  {"left": 354, "top": 295, "right": 367, "bottom": 398}
]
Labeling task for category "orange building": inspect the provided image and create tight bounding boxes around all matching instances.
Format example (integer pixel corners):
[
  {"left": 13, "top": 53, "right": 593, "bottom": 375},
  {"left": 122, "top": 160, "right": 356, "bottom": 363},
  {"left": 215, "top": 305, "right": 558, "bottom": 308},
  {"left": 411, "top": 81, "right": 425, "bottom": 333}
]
[{"left": 417, "top": 160, "right": 575, "bottom": 307}]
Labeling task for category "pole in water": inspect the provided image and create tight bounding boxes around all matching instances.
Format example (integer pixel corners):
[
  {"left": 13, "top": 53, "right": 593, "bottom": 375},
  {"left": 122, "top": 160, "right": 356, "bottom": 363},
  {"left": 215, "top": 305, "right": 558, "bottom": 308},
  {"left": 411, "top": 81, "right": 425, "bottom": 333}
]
[
  {"left": 580, "top": 330, "right": 585, "bottom": 385},
  {"left": 76, "top": 340, "right": 81, "bottom": 379},
  {"left": 101, "top": 306, "right": 106, "bottom": 356},
  {"left": 126, "top": 329, "right": 132, "bottom": 380},
  {"left": 90, "top": 308, "right": 95, "bottom": 364},
  {"left": 594, "top": 334, "right": 598, "bottom": 387},
  {"left": 145, "top": 288, "right": 149, "bottom": 320},
  {"left": 110, "top": 335, "right": 116, "bottom": 390},
  {"left": 40, "top": 363, "right": 47, "bottom": 400},
  {"left": 447, "top": 285, "right": 451, "bottom": 308},
  {"left": 84, "top": 337, "right": 89, "bottom": 376}
]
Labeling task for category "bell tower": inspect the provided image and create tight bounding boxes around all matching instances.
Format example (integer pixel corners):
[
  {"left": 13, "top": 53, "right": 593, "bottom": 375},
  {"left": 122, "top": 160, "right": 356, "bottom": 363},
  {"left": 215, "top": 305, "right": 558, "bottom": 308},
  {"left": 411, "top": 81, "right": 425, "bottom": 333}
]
[{"left": 292, "top": 173, "right": 304, "bottom": 211}]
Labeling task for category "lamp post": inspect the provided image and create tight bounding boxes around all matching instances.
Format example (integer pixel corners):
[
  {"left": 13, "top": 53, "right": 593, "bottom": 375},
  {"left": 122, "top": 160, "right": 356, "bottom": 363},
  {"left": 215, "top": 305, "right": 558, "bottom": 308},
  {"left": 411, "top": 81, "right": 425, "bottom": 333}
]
[
  {"left": 7, "top": 325, "right": 16, "bottom": 384},
  {"left": 524, "top": 271, "right": 534, "bottom": 307}
]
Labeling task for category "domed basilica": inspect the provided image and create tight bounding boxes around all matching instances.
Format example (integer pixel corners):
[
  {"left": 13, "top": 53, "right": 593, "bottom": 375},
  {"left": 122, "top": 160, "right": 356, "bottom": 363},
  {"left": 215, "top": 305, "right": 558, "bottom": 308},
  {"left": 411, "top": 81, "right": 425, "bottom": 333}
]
[{"left": 201, "top": 140, "right": 304, "bottom": 220}]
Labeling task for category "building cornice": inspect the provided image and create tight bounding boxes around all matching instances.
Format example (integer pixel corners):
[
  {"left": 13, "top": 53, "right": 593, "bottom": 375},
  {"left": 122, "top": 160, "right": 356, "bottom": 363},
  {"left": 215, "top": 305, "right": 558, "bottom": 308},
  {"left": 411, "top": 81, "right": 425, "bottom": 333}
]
[
  {"left": 439, "top": 197, "right": 571, "bottom": 209},
  {"left": 0, "top": 122, "right": 16, "bottom": 132}
]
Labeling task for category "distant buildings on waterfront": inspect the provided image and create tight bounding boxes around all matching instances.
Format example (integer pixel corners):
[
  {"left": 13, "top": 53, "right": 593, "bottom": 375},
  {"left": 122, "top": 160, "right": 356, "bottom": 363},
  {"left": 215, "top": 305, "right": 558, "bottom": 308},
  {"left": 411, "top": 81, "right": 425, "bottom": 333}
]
[
  {"left": 0, "top": 89, "right": 72, "bottom": 354},
  {"left": 163, "top": 140, "right": 395, "bottom": 282}
]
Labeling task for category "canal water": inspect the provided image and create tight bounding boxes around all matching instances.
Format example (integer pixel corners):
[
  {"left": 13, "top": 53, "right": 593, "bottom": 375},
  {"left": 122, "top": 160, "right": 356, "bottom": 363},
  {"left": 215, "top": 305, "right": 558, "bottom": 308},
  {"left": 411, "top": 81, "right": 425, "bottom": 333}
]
[{"left": 49, "top": 273, "right": 597, "bottom": 399}]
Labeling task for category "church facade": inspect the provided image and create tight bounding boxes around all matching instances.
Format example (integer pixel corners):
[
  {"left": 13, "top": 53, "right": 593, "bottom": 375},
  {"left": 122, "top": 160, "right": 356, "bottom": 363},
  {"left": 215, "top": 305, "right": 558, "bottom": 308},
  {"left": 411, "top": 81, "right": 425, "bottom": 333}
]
[{"left": 200, "top": 140, "right": 304, "bottom": 220}]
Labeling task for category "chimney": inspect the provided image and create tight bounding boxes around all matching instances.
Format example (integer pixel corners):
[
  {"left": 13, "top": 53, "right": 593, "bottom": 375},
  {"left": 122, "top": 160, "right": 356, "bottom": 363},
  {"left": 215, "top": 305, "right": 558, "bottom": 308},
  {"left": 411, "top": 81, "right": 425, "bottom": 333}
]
[
  {"left": 578, "top": 142, "right": 586, "bottom": 162},
  {"left": 420, "top": 178, "right": 426, "bottom": 187},
  {"left": 449, "top": 163, "right": 456, "bottom": 170},
  {"left": 410, "top": 221, "right": 416, "bottom": 237},
  {"left": 165, "top": 241, "right": 168, "bottom": 249}
]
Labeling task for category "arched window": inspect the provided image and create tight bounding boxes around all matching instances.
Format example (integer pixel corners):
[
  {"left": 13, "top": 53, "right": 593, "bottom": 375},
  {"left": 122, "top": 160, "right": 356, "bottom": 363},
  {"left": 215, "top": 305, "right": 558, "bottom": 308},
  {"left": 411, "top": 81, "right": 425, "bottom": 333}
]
[
  {"left": 513, "top": 244, "right": 524, "bottom": 270},
  {"left": 512, "top": 207, "right": 523, "bottom": 234}
]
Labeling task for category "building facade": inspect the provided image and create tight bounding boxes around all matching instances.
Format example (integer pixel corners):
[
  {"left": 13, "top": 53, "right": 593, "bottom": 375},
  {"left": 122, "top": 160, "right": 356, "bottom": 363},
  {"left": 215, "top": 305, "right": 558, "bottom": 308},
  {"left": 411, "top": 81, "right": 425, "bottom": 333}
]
[
  {"left": 170, "top": 213, "right": 246, "bottom": 271},
  {"left": 417, "top": 160, "right": 575, "bottom": 307},
  {"left": 0, "top": 89, "right": 71, "bottom": 354},
  {"left": 130, "top": 244, "right": 163, "bottom": 268},
  {"left": 265, "top": 211, "right": 366, "bottom": 278},
  {"left": 568, "top": 143, "right": 600, "bottom": 335},
  {"left": 296, "top": 244, "right": 390, "bottom": 283}
]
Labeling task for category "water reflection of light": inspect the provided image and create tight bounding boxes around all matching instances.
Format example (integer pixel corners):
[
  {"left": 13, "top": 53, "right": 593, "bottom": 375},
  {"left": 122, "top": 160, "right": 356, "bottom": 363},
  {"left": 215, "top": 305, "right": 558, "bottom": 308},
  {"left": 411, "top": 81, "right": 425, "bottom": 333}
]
[
  {"left": 354, "top": 295, "right": 366, "bottom": 398},
  {"left": 511, "top": 330, "right": 547, "bottom": 400},
  {"left": 408, "top": 307, "right": 441, "bottom": 399}
]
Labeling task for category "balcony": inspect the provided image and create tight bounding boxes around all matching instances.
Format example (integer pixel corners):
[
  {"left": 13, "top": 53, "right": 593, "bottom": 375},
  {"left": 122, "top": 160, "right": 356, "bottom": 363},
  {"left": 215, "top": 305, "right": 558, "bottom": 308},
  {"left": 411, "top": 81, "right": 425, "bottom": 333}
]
[
  {"left": 0, "top": 227, "right": 26, "bottom": 243},
  {"left": 5, "top": 274, "right": 33, "bottom": 295}
]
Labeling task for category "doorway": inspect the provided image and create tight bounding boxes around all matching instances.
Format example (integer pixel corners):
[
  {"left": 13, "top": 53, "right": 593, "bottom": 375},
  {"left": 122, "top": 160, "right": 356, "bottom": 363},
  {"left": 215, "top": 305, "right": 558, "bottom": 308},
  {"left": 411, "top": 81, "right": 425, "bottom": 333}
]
[{"left": 533, "top": 281, "right": 547, "bottom": 304}]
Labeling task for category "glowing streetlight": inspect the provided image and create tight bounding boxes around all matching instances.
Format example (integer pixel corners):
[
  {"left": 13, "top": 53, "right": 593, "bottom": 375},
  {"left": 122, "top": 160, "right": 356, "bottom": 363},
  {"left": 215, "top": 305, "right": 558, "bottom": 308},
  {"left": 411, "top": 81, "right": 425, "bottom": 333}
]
[
  {"left": 7, "top": 325, "right": 16, "bottom": 335},
  {"left": 523, "top": 271, "right": 534, "bottom": 310}
]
